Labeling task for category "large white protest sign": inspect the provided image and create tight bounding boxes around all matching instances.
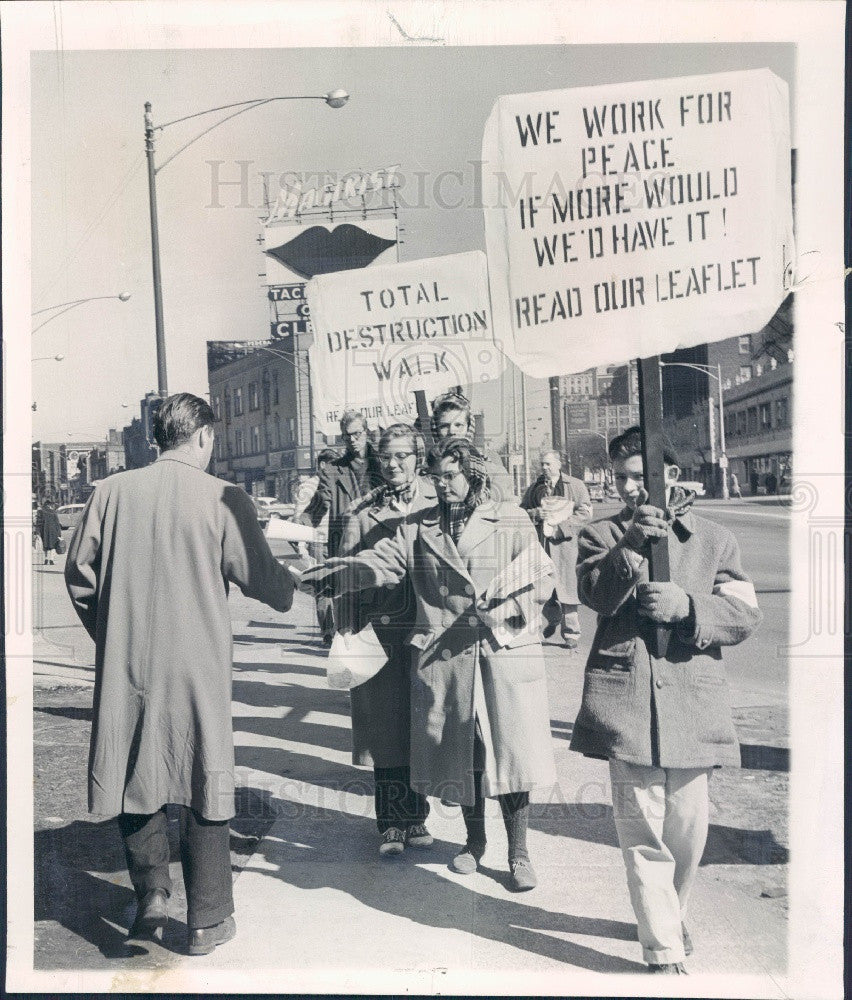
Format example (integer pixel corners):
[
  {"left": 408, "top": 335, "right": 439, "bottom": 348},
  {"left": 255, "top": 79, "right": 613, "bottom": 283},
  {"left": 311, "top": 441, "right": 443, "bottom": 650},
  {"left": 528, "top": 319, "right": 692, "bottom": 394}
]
[
  {"left": 306, "top": 251, "right": 503, "bottom": 433},
  {"left": 482, "top": 69, "right": 794, "bottom": 377}
]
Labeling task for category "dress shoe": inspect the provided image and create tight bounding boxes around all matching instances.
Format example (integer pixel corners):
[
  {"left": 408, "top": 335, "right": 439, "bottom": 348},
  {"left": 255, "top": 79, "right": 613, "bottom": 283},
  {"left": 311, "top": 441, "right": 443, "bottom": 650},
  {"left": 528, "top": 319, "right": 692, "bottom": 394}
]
[
  {"left": 561, "top": 632, "right": 580, "bottom": 650},
  {"left": 128, "top": 888, "right": 169, "bottom": 941},
  {"left": 405, "top": 823, "right": 433, "bottom": 848},
  {"left": 378, "top": 827, "right": 405, "bottom": 857},
  {"left": 648, "top": 961, "right": 688, "bottom": 974},
  {"left": 451, "top": 845, "right": 484, "bottom": 874},
  {"left": 508, "top": 856, "right": 538, "bottom": 891},
  {"left": 187, "top": 915, "right": 236, "bottom": 956}
]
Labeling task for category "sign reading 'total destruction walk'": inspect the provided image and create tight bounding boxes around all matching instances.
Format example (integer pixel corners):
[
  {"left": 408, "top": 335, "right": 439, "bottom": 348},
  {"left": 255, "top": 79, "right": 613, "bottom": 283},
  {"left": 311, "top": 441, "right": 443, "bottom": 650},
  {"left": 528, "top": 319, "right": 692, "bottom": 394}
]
[
  {"left": 482, "top": 68, "right": 795, "bottom": 377},
  {"left": 306, "top": 251, "right": 502, "bottom": 433}
]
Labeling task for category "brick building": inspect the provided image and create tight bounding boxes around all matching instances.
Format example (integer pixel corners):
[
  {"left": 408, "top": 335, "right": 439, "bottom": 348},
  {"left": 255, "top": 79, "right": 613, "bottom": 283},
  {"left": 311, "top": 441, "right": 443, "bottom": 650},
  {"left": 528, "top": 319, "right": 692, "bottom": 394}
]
[{"left": 207, "top": 340, "right": 318, "bottom": 501}]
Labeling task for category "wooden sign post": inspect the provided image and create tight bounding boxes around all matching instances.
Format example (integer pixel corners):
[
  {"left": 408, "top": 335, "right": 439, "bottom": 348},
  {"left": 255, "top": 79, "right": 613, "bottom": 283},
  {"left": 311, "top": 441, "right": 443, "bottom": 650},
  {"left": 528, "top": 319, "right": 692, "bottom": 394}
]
[
  {"left": 636, "top": 355, "right": 671, "bottom": 659},
  {"left": 414, "top": 389, "right": 433, "bottom": 447}
]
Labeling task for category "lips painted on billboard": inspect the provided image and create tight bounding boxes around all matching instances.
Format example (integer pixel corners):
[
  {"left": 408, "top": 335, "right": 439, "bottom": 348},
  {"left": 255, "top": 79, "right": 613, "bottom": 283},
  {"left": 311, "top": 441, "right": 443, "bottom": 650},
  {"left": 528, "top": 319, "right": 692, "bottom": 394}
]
[{"left": 265, "top": 224, "right": 398, "bottom": 280}]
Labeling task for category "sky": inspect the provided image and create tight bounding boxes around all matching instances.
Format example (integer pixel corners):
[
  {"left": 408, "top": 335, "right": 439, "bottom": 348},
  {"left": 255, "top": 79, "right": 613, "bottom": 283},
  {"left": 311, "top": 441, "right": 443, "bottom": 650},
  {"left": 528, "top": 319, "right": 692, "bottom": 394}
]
[{"left": 31, "top": 42, "right": 794, "bottom": 442}]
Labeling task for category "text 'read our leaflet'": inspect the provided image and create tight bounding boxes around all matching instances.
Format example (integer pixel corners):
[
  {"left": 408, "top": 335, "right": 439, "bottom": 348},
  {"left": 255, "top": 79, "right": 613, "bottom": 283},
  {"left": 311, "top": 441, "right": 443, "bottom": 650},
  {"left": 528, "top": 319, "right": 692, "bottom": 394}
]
[{"left": 482, "top": 68, "right": 794, "bottom": 377}]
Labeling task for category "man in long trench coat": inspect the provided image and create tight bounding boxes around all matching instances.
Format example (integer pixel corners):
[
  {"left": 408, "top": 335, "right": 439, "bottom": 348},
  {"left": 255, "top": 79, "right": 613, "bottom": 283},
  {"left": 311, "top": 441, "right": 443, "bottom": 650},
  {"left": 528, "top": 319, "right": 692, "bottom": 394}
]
[
  {"left": 521, "top": 450, "right": 592, "bottom": 648},
  {"left": 65, "top": 393, "right": 294, "bottom": 955}
]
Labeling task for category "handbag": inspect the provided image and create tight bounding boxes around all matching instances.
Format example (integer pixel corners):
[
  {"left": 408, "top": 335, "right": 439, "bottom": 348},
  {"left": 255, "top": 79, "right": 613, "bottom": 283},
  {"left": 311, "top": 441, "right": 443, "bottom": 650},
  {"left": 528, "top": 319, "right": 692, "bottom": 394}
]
[{"left": 55, "top": 535, "right": 66, "bottom": 555}]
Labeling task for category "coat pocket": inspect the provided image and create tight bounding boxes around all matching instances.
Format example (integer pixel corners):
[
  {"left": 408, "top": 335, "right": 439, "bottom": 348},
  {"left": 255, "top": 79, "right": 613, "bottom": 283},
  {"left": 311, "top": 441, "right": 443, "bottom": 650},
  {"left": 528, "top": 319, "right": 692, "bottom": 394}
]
[{"left": 587, "top": 638, "right": 636, "bottom": 674}]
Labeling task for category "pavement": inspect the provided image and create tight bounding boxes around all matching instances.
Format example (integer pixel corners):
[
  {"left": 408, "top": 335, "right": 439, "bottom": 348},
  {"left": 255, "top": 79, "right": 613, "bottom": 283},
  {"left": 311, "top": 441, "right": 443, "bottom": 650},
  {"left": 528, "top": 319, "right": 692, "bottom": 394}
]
[{"left": 28, "top": 507, "right": 791, "bottom": 992}]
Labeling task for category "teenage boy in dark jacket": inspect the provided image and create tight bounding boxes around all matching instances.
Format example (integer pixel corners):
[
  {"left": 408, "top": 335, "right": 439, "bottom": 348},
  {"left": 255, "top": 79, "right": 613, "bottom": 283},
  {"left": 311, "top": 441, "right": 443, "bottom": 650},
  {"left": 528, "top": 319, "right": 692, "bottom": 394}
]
[{"left": 571, "top": 426, "right": 762, "bottom": 974}]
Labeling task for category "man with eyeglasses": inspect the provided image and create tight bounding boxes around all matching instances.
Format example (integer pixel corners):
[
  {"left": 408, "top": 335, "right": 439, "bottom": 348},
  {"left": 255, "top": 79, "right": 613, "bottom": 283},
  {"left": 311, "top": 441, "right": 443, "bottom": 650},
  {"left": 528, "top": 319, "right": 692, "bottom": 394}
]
[{"left": 299, "top": 410, "right": 384, "bottom": 643}]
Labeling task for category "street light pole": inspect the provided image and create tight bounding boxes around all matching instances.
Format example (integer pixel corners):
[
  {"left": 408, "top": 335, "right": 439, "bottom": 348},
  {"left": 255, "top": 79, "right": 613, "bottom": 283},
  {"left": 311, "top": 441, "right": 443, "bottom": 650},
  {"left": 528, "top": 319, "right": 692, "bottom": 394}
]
[
  {"left": 717, "top": 362, "right": 729, "bottom": 499},
  {"left": 144, "top": 91, "right": 349, "bottom": 401},
  {"left": 659, "top": 360, "right": 729, "bottom": 500},
  {"left": 144, "top": 103, "right": 168, "bottom": 397}
]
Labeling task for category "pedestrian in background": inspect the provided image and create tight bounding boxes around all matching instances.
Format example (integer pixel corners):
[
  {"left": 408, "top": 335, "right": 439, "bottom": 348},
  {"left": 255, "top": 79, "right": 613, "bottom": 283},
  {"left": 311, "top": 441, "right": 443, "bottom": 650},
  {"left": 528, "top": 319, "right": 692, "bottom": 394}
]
[
  {"left": 35, "top": 498, "right": 63, "bottom": 565},
  {"left": 337, "top": 424, "right": 435, "bottom": 857},
  {"left": 302, "top": 437, "right": 557, "bottom": 892},
  {"left": 571, "top": 426, "right": 762, "bottom": 973},
  {"left": 295, "top": 448, "right": 340, "bottom": 642},
  {"left": 521, "top": 450, "right": 592, "bottom": 648},
  {"left": 65, "top": 393, "right": 294, "bottom": 956},
  {"left": 729, "top": 472, "right": 742, "bottom": 498},
  {"left": 299, "top": 410, "right": 384, "bottom": 644}
]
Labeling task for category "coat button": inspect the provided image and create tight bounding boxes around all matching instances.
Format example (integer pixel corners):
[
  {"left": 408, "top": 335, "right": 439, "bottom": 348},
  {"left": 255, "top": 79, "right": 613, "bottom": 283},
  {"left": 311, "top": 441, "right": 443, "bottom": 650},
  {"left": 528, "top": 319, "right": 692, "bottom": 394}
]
[
  {"left": 380, "top": 615, "right": 390, "bottom": 625},
  {"left": 655, "top": 679, "right": 663, "bottom": 689},
  {"left": 464, "top": 584, "right": 475, "bottom": 595},
  {"left": 468, "top": 616, "right": 478, "bottom": 627},
  {"left": 439, "top": 585, "right": 449, "bottom": 597},
  {"left": 441, "top": 648, "right": 452, "bottom": 660}
]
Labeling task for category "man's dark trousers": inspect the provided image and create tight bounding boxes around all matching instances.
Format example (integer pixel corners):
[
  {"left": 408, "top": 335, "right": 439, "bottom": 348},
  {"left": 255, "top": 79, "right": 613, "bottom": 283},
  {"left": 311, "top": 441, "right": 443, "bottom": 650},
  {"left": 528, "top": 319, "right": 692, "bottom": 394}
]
[{"left": 118, "top": 805, "right": 234, "bottom": 930}]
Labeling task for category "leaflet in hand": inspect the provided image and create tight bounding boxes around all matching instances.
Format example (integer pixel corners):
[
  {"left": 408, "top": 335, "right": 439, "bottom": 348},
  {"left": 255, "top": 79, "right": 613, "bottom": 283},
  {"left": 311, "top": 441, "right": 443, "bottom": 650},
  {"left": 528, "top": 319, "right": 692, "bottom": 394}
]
[{"left": 325, "top": 624, "right": 388, "bottom": 690}]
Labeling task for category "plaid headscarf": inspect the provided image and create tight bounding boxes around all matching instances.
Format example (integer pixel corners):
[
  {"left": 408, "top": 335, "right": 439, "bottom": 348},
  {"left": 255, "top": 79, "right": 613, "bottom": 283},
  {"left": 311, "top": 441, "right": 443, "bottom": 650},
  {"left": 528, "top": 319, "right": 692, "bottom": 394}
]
[
  {"left": 428, "top": 437, "right": 491, "bottom": 541},
  {"left": 430, "top": 391, "right": 476, "bottom": 444}
]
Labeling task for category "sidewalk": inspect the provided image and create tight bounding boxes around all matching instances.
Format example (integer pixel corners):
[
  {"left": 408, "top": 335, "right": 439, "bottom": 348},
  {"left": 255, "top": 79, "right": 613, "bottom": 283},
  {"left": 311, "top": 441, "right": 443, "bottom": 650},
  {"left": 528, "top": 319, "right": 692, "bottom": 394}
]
[{"left": 30, "top": 545, "right": 789, "bottom": 991}]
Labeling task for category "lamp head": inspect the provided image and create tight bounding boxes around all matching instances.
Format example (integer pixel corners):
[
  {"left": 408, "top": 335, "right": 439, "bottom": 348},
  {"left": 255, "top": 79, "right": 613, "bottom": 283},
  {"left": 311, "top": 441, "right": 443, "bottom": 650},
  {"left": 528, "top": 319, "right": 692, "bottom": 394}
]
[
  {"left": 118, "top": 291, "right": 131, "bottom": 302},
  {"left": 325, "top": 90, "right": 349, "bottom": 109}
]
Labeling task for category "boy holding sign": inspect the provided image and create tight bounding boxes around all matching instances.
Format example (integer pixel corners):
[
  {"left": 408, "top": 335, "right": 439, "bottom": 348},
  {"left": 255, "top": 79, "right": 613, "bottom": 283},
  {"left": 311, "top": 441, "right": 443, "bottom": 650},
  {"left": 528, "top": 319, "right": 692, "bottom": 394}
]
[{"left": 570, "top": 426, "right": 762, "bottom": 973}]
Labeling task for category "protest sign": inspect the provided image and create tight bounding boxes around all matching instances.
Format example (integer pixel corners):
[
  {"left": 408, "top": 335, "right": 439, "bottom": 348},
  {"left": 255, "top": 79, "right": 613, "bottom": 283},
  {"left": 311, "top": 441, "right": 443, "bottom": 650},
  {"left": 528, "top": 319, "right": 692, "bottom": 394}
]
[
  {"left": 482, "top": 69, "right": 794, "bottom": 377},
  {"left": 306, "top": 251, "right": 502, "bottom": 433}
]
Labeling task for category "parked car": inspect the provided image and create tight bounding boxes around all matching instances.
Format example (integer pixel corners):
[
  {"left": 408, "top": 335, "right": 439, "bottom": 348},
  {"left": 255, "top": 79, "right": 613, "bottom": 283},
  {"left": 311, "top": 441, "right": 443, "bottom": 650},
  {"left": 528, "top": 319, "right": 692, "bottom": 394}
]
[
  {"left": 254, "top": 496, "right": 295, "bottom": 520},
  {"left": 56, "top": 503, "right": 86, "bottom": 530},
  {"left": 251, "top": 498, "right": 272, "bottom": 528},
  {"left": 586, "top": 482, "right": 604, "bottom": 502}
]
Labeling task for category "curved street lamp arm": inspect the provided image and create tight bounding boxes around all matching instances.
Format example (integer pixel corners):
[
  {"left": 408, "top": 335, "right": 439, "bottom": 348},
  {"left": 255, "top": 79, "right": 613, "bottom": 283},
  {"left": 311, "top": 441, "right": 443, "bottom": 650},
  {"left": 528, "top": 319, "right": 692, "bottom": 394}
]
[
  {"left": 156, "top": 97, "right": 327, "bottom": 174},
  {"left": 156, "top": 96, "right": 328, "bottom": 131},
  {"left": 32, "top": 293, "right": 131, "bottom": 334},
  {"left": 659, "top": 360, "right": 720, "bottom": 382}
]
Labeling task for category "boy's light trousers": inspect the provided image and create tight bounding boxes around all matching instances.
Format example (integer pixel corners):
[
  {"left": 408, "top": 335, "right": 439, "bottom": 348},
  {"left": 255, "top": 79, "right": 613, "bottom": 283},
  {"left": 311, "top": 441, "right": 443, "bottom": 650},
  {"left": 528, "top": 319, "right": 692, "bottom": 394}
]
[{"left": 609, "top": 760, "right": 713, "bottom": 965}]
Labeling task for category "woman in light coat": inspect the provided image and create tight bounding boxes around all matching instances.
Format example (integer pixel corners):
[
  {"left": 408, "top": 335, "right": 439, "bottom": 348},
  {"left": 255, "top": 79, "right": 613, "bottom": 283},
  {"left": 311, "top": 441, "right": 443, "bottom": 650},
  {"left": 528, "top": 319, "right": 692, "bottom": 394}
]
[
  {"left": 337, "top": 424, "right": 435, "bottom": 857},
  {"left": 303, "top": 437, "right": 557, "bottom": 892}
]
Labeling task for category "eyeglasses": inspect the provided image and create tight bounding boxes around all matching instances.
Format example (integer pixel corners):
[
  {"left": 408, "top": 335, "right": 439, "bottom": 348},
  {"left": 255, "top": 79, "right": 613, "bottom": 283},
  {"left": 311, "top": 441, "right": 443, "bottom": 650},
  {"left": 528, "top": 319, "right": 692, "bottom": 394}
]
[
  {"left": 379, "top": 451, "right": 415, "bottom": 464},
  {"left": 428, "top": 470, "right": 466, "bottom": 485},
  {"left": 342, "top": 429, "right": 366, "bottom": 440}
]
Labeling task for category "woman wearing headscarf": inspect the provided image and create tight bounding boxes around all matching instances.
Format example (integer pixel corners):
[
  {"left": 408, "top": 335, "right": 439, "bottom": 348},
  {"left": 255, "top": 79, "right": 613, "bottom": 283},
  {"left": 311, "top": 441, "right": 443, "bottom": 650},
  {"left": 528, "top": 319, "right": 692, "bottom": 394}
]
[
  {"left": 36, "top": 498, "right": 63, "bottom": 565},
  {"left": 303, "top": 437, "right": 557, "bottom": 891},
  {"left": 337, "top": 424, "right": 435, "bottom": 857}
]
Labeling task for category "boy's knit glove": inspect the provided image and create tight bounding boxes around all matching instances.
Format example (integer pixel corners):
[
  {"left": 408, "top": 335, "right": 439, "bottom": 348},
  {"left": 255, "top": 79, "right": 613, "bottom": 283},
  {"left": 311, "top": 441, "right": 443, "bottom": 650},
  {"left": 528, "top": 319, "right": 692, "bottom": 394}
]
[
  {"left": 635, "top": 582, "right": 691, "bottom": 624},
  {"left": 623, "top": 504, "right": 668, "bottom": 551}
]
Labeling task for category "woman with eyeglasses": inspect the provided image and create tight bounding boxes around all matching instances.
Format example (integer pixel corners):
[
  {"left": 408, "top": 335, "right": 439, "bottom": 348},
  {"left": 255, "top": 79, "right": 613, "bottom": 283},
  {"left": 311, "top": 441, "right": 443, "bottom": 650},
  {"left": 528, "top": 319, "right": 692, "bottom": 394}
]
[
  {"left": 302, "top": 436, "right": 558, "bottom": 891},
  {"left": 337, "top": 424, "right": 436, "bottom": 857}
]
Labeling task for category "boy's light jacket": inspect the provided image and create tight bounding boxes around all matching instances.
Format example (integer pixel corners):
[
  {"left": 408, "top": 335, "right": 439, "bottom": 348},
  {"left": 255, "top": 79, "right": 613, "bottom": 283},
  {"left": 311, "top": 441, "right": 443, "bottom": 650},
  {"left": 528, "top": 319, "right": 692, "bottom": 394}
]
[{"left": 570, "top": 507, "right": 762, "bottom": 768}]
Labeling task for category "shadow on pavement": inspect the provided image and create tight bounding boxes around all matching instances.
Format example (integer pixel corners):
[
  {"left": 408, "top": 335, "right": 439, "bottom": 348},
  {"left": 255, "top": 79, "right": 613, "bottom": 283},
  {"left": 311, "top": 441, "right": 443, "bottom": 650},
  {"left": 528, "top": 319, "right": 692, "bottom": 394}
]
[
  {"left": 35, "top": 705, "right": 93, "bottom": 722},
  {"left": 526, "top": 801, "right": 789, "bottom": 865},
  {"left": 739, "top": 744, "right": 789, "bottom": 772},
  {"left": 238, "top": 788, "right": 644, "bottom": 973}
]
